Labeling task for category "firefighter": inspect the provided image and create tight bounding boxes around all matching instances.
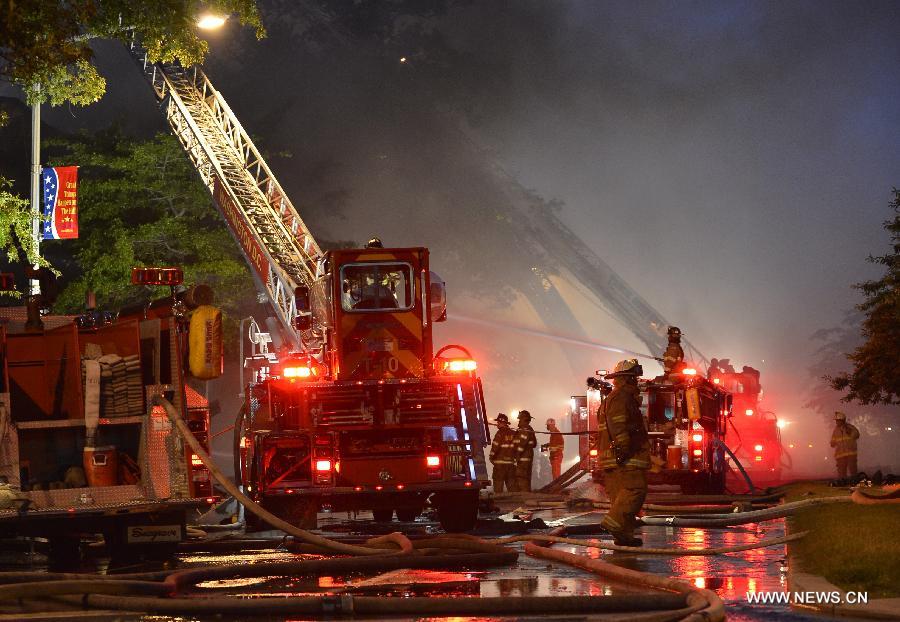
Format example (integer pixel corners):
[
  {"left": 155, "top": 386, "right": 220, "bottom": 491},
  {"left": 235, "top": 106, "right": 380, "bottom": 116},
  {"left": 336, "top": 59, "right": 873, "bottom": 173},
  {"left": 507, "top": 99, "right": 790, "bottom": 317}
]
[
  {"left": 541, "top": 418, "right": 565, "bottom": 480},
  {"left": 830, "top": 411, "right": 860, "bottom": 481},
  {"left": 513, "top": 410, "right": 538, "bottom": 492},
  {"left": 598, "top": 359, "right": 650, "bottom": 547},
  {"left": 662, "top": 326, "right": 685, "bottom": 375},
  {"left": 489, "top": 413, "right": 517, "bottom": 493},
  {"left": 366, "top": 236, "right": 384, "bottom": 248}
]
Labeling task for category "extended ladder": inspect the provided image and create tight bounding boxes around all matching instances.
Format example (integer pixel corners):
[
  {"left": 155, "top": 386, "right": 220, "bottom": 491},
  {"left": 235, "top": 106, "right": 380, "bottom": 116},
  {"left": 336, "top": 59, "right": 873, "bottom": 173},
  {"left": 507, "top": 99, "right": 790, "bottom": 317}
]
[{"left": 127, "top": 41, "right": 321, "bottom": 349}]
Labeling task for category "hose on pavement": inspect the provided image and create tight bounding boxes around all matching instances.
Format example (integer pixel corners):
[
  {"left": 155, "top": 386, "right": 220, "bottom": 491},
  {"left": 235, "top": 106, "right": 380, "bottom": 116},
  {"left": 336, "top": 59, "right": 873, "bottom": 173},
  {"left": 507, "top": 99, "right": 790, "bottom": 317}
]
[{"left": 638, "top": 495, "right": 852, "bottom": 527}]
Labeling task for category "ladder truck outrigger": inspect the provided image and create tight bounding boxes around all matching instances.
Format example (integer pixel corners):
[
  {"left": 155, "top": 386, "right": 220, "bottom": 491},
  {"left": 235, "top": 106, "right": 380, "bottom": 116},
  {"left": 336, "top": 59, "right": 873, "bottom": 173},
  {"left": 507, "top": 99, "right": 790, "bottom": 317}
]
[{"left": 126, "top": 42, "right": 490, "bottom": 531}]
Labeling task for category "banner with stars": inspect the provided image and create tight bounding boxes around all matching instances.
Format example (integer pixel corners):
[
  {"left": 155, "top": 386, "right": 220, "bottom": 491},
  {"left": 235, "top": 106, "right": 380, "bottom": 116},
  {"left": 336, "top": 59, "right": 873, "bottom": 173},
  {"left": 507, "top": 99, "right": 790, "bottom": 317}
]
[{"left": 42, "top": 166, "right": 79, "bottom": 240}]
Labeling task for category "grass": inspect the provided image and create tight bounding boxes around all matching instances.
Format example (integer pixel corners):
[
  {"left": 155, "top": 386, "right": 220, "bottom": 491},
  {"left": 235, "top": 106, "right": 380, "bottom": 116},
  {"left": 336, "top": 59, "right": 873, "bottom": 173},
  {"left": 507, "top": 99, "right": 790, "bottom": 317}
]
[{"left": 787, "top": 487, "right": 900, "bottom": 599}]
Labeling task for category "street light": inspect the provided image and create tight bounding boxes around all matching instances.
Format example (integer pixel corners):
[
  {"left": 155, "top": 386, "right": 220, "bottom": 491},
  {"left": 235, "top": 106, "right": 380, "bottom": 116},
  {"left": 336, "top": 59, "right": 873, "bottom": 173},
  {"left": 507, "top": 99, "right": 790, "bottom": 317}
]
[{"left": 197, "top": 14, "right": 228, "bottom": 30}]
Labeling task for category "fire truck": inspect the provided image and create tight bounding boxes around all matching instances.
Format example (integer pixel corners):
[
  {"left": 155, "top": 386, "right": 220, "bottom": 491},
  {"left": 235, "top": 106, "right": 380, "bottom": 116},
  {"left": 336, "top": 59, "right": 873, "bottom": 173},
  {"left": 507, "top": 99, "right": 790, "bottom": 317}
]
[
  {"left": 709, "top": 365, "right": 783, "bottom": 484},
  {"left": 126, "top": 43, "right": 490, "bottom": 531},
  {"left": 0, "top": 269, "right": 219, "bottom": 563},
  {"left": 571, "top": 368, "right": 732, "bottom": 494}
]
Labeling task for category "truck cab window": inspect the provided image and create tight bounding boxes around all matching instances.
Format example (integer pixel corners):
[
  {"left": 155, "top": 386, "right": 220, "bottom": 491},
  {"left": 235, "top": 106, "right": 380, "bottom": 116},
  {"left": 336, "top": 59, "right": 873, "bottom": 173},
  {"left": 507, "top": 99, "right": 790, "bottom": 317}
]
[{"left": 341, "top": 263, "right": 414, "bottom": 312}]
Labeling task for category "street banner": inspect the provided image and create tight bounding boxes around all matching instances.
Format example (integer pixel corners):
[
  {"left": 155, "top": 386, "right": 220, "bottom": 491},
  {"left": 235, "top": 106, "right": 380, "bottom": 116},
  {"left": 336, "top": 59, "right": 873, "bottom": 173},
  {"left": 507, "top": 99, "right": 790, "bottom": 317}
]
[{"left": 42, "top": 165, "right": 79, "bottom": 240}]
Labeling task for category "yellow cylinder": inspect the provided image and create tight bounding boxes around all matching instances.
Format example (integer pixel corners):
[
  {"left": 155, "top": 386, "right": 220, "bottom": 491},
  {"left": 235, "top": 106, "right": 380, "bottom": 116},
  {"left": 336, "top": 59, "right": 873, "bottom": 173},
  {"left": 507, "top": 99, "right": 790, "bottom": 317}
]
[{"left": 188, "top": 305, "right": 223, "bottom": 379}]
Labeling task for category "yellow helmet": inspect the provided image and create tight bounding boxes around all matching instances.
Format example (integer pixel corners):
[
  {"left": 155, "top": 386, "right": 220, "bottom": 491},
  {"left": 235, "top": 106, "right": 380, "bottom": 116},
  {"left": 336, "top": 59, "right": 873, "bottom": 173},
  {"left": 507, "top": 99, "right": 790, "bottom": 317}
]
[{"left": 605, "top": 358, "right": 643, "bottom": 378}]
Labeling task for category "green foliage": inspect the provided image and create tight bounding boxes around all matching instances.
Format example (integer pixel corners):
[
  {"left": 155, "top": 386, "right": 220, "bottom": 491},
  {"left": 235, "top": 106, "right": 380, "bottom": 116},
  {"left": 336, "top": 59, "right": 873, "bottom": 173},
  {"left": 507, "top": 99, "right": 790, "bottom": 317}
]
[
  {"left": 828, "top": 190, "right": 900, "bottom": 406},
  {"left": 0, "top": 178, "right": 56, "bottom": 298},
  {"left": 46, "top": 129, "right": 255, "bottom": 347},
  {"left": 1, "top": 0, "right": 264, "bottom": 106}
]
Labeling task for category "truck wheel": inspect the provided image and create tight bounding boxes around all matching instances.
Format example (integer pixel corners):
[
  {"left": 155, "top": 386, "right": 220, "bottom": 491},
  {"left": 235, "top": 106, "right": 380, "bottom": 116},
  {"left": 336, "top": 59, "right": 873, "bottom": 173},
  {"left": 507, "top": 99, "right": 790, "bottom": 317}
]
[
  {"left": 396, "top": 508, "right": 419, "bottom": 522},
  {"left": 435, "top": 491, "right": 479, "bottom": 533},
  {"left": 372, "top": 509, "right": 394, "bottom": 522}
]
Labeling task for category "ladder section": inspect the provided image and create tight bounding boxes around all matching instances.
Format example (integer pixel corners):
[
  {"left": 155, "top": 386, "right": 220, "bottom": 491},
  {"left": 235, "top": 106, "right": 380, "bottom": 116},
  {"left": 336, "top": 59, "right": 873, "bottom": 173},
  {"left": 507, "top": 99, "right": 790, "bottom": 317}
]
[{"left": 127, "top": 41, "right": 322, "bottom": 349}]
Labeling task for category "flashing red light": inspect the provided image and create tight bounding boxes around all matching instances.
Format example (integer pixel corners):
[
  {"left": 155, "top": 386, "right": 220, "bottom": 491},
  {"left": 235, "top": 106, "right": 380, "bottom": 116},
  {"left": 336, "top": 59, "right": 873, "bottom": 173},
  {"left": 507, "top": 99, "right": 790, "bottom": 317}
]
[
  {"left": 444, "top": 359, "right": 477, "bottom": 373},
  {"left": 375, "top": 485, "right": 384, "bottom": 491},
  {"left": 713, "top": 378, "right": 721, "bottom": 385},
  {"left": 205, "top": 497, "right": 216, "bottom": 504},
  {"left": 754, "top": 444, "right": 763, "bottom": 452},
  {"left": 191, "top": 454, "right": 203, "bottom": 466},
  {"left": 745, "top": 409, "right": 754, "bottom": 416},
  {"left": 354, "top": 486, "right": 363, "bottom": 492},
  {"left": 682, "top": 368, "right": 697, "bottom": 376},
  {"left": 692, "top": 449, "right": 703, "bottom": 457},
  {"left": 426, "top": 455, "right": 441, "bottom": 467},
  {"left": 464, "top": 481, "right": 473, "bottom": 487},
  {"left": 131, "top": 266, "right": 183, "bottom": 286},
  {"left": 284, "top": 366, "right": 313, "bottom": 379},
  {"left": 755, "top": 456, "right": 763, "bottom": 462},
  {"left": 239, "top": 437, "right": 247, "bottom": 449},
  {"left": 286, "top": 489, "right": 295, "bottom": 494},
  {"left": 315, "top": 459, "right": 332, "bottom": 472},
  {"left": 589, "top": 448, "right": 599, "bottom": 457},
  {"left": 691, "top": 433, "right": 703, "bottom": 443},
  {"left": 396, "top": 484, "right": 405, "bottom": 490}
]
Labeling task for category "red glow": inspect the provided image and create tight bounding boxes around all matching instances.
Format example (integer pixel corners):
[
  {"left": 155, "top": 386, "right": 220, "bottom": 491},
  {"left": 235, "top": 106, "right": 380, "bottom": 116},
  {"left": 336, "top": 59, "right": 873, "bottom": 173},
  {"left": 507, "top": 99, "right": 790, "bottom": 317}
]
[
  {"left": 755, "top": 456, "right": 763, "bottom": 462},
  {"left": 713, "top": 378, "right": 721, "bottom": 384},
  {"left": 354, "top": 486, "right": 363, "bottom": 492},
  {"left": 754, "top": 444, "right": 763, "bottom": 452},
  {"left": 315, "top": 459, "right": 332, "bottom": 472},
  {"left": 283, "top": 365, "right": 312, "bottom": 378},
  {"left": 745, "top": 409, "right": 754, "bottom": 416},
  {"left": 692, "top": 449, "right": 702, "bottom": 456},
  {"left": 443, "top": 359, "right": 477, "bottom": 373},
  {"left": 375, "top": 485, "right": 384, "bottom": 491},
  {"left": 396, "top": 484, "right": 405, "bottom": 490},
  {"left": 589, "top": 448, "right": 598, "bottom": 457},
  {"left": 464, "top": 481, "right": 473, "bottom": 487},
  {"left": 682, "top": 368, "right": 697, "bottom": 376},
  {"left": 205, "top": 497, "right": 216, "bottom": 504},
  {"left": 426, "top": 455, "right": 441, "bottom": 467},
  {"left": 691, "top": 433, "right": 703, "bottom": 443}
]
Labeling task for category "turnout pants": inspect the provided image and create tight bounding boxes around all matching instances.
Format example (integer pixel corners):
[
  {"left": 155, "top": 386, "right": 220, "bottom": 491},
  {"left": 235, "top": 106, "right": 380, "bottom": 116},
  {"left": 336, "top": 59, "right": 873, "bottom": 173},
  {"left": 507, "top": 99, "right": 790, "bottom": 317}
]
[
  {"left": 515, "top": 459, "right": 533, "bottom": 492},
  {"left": 836, "top": 455, "right": 858, "bottom": 480},
  {"left": 600, "top": 466, "right": 648, "bottom": 539},
  {"left": 549, "top": 451, "right": 564, "bottom": 480},
  {"left": 492, "top": 463, "right": 517, "bottom": 493}
]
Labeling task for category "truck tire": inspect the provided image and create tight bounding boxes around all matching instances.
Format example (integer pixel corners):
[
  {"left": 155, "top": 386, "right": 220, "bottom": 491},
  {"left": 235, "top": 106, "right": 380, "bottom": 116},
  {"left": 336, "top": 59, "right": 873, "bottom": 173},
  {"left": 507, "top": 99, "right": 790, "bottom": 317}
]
[
  {"left": 435, "top": 490, "right": 479, "bottom": 533},
  {"left": 372, "top": 508, "right": 394, "bottom": 522}
]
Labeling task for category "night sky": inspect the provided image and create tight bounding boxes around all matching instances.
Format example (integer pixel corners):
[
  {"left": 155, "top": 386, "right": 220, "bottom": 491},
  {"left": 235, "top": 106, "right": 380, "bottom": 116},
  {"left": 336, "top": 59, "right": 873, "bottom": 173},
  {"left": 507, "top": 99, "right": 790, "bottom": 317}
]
[{"left": 2, "top": 1, "right": 898, "bottom": 472}]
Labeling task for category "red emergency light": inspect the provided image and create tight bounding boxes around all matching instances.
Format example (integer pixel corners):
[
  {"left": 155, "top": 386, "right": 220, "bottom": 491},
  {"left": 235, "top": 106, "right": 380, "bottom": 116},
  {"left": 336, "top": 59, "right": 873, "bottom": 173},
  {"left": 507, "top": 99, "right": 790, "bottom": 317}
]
[
  {"left": 692, "top": 433, "right": 703, "bottom": 443},
  {"left": 754, "top": 444, "right": 763, "bottom": 452},
  {"left": 682, "top": 368, "right": 697, "bottom": 376},
  {"left": 443, "top": 359, "right": 477, "bottom": 373},
  {"left": 284, "top": 365, "right": 313, "bottom": 378},
  {"left": 589, "top": 449, "right": 599, "bottom": 457},
  {"left": 745, "top": 409, "right": 754, "bottom": 416},
  {"left": 131, "top": 266, "right": 183, "bottom": 286},
  {"left": 426, "top": 455, "right": 441, "bottom": 467},
  {"left": 315, "top": 459, "right": 332, "bottom": 472}
]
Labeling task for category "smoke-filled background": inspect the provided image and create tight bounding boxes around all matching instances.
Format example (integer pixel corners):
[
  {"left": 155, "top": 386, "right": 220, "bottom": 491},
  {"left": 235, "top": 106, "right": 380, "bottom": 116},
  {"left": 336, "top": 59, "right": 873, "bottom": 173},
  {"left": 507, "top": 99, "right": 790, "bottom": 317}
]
[{"left": 7, "top": 1, "right": 900, "bottom": 476}]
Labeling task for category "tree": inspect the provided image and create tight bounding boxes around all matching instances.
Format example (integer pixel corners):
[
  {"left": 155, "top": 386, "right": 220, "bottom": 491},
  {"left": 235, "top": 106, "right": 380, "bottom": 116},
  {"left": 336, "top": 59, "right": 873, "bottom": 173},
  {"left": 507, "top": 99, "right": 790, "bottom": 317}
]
[
  {"left": 0, "top": 0, "right": 264, "bottom": 106},
  {"left": 828, "top": 189, "right": 900, "bottom": 405},
  {"left": 43, "top": 128, "right": 256, "bottom": 347}
]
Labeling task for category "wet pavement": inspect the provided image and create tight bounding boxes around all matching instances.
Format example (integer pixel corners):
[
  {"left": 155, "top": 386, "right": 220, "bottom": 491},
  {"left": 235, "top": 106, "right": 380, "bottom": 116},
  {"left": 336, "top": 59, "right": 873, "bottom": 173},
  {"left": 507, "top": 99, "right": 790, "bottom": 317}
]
[{"left": 0, "top": 507, "right": 833, "bottom": 621}]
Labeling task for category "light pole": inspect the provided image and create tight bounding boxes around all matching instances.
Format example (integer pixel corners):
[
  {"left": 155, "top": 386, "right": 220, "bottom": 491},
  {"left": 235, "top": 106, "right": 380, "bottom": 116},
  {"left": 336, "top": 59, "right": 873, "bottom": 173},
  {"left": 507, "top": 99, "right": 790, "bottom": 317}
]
[{"left": 29, "top": 84, "right": 41, "bottom": 297}]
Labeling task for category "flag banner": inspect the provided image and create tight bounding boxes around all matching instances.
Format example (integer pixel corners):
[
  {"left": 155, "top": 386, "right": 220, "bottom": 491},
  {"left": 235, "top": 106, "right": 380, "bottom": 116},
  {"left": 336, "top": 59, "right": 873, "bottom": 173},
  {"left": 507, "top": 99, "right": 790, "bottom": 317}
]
[{"left": 42, "top": 166, "right": 79, "bottom": 240}]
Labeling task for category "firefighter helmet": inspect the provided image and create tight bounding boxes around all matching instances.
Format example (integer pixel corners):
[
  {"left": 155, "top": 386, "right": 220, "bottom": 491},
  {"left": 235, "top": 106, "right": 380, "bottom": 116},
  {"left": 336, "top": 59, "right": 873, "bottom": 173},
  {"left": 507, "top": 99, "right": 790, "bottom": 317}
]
[
  {"left": 546, "top": 417, "right": 556, "bottom": 427},
  {"left": 667, "top": 326, "right": 682, "bottom": 338},
  {"left": 496, "top": 413, "right": 510, "bottom": 425},
  {"left": 366, "top": 237, "right": 384, "bottom": 248},
  {"left": 517, "top": 410, "right": 532, "bottom": 422},
  {"left": 605, "top": 358, "right": 643, "bottom": 378},
  {"left": 834, "top": 411, "right": 847, "bottom": 421}
]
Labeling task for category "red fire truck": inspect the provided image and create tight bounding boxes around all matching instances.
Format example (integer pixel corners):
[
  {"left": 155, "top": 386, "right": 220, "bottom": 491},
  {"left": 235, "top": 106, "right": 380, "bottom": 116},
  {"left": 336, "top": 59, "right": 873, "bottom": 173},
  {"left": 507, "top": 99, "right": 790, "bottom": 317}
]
[
  {"left": 571, "top": 368, "right": 732, "bottom": 494},
  {"left": 126, "top": 47, "right": 491, "bottom": 532},
  {"left": 709, "top": 365, "right": 783, "bottom": 484},
  {"left": 0, "top": 269, "right": 218, "bottom": 563},
  {"left": 237, "top": 248, "right": 490, "bottom": 532}
]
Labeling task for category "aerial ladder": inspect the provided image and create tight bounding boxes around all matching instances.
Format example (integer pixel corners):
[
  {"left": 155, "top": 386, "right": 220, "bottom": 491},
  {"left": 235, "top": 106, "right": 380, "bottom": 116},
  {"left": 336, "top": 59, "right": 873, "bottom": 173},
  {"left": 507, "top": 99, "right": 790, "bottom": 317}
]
[{"left": 126, "top": 40, "right": 319, "bottom": 353}]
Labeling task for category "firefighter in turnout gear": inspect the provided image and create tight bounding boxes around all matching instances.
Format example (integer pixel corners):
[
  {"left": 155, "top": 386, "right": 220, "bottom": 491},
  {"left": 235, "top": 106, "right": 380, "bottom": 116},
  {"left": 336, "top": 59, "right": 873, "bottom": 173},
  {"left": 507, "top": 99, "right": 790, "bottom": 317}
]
[
  {"left": 598, "top": 359, "right": 650, "bottom": 547},
  {"left": 541, "top": 418, "right": 565, "bottom": 480},
  {"left": 513, "top": 410, "right": 538, "bottom": 492},
  {"left": 490, "top": 413, "right": 517, "bottom": 492},
  {"left": 662, "top": 326, "right": 685, "bottom": 375},
  {"left": 830, "top": 411, "right": 860, "bottom": 480}
]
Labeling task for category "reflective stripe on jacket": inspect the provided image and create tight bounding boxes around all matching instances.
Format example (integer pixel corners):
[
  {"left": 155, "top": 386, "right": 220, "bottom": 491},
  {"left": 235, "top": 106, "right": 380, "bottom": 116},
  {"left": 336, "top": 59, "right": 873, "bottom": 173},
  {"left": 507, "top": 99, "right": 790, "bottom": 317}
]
[
  {"left": 514, "top": 426, "right": 537, "bottom": 463},
  {"left": 548, "top": 430, "right": 564, "bottom": 455},
  {"left": 490, "top": 427, "right": 517, "bottom": 465},
  {"left": 830, "top": 423, "right": 859, "bottom": 459},
  {"left": 597, "top": 383, "right": 650, "bottom": 469}
]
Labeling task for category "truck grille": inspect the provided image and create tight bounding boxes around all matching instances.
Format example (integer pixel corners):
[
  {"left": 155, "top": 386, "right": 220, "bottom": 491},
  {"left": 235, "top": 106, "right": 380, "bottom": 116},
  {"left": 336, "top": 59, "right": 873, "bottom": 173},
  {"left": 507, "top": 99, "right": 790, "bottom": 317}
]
[
  {"left": 394, "top": 385, "right": 452, "bottom": 425},
  {"left": 311, "top": 386, "right": 373, "bottom": 426}
]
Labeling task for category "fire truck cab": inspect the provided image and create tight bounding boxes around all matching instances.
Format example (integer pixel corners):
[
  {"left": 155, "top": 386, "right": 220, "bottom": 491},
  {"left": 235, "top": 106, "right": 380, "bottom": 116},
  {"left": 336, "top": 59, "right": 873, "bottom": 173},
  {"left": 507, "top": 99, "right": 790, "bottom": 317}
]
[
  {"left": 573, "top": 369, "right": 732, "bottom": 494},
  {"left": 239, "top": 246, "right": 490, "bottom": 532}
]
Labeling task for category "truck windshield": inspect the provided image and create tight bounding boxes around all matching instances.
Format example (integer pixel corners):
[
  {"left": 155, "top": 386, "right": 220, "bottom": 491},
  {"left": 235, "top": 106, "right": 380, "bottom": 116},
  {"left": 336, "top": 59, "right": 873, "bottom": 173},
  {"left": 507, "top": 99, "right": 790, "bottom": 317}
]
[{"left": 341, "top": 263, "right": 414, "bottom": 312}]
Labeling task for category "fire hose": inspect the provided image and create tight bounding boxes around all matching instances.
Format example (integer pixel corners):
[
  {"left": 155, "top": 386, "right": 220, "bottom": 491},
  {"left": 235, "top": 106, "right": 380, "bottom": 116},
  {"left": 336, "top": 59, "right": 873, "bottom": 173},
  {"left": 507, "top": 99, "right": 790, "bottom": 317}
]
[{"left": 639, "top": 495, "right": 853, "bottom": 527}]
